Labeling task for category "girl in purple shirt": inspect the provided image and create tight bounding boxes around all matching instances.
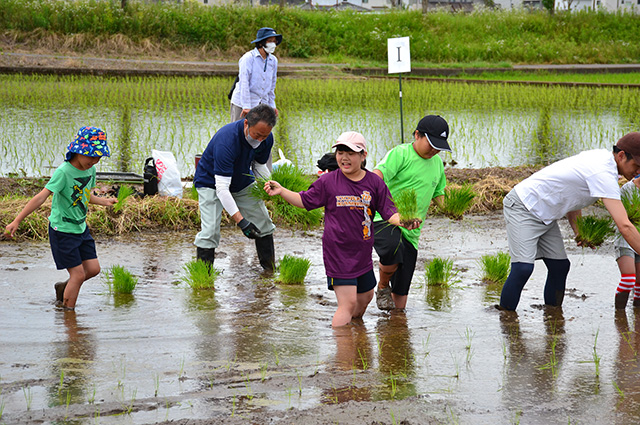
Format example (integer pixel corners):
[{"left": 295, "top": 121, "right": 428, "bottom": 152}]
[{"left": 264, "top": 132, "right": 420, "bottom": 327}]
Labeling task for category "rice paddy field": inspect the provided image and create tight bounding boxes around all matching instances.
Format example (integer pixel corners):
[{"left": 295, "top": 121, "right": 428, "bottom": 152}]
[
  {"left": 3, "top": 210, "right": 640, "bottom": 424},
  {"left": 1, "top": 74, "right": 639, "bottom": 178}
]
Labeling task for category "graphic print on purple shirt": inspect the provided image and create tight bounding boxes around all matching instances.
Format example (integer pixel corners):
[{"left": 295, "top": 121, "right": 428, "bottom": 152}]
[{"left": 299, "top": 170, "right": 397, "bottom": 280}]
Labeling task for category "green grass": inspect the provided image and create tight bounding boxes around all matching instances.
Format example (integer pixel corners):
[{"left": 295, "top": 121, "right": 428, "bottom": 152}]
[
  {"left": 253, "top": 164, "right": 323, "bottom": 228},
  {"left": 182, "top": 259, "right": 221, "bottom": 290},
  {"left": 425, "top": 257, "right": 457, "bottom": 287},
  {"left": 575, "top": 215, "right": 614, "bottom": 248},
  {"left": 479, "top": 252, "right": 511, "bottom": 285},
  {"left": 441, "top": 185, "right": 476, "bottom": 220},
  {"left": 394, "top": 188, "right": 419, "bottom": 224},
  {"left": 3, "top": 2, "right": 640, "bottom": 64},
  {"left": 113, "top": 184, "right": 135, "bottom": 213},
  {"left": 277, "top": 255, "right": 312, "bottom": 285},
  {"left": 104, "top": 265, "right": 138, "bottom": 294}
]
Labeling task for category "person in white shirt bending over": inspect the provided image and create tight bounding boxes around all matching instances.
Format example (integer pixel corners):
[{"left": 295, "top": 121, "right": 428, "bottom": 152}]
[{"left": 498, "top": 132, "right": 640, "bottom": 312}]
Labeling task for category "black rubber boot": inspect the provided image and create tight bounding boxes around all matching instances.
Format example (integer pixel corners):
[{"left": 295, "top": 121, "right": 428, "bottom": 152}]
[
  {"left": 196, "top": 247, "right": 215, "bottom": 270},
  {"left": 255, "top": 234, "right": 275, "bottom": 271}
]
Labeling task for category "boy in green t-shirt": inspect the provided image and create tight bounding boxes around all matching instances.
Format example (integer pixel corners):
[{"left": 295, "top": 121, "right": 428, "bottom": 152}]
[
  {"left": 373, "top": 115, "right": 451, "bottom": 310},
  {"left": 5, "top": 126, "right": 116, "bottom": 310}
]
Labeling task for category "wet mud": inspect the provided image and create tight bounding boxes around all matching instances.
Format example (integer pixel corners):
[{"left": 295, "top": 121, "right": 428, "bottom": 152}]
[{"left": 1, "top": 210, "right": 639, "bottom": 424}]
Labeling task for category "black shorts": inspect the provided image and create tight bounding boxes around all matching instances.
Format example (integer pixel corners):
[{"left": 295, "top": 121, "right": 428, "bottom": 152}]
[
  {"left": 327, "top": 269, "right": 377, "bottom": 294},
  {"left": 373, "top": 220, "right": 418, "bottom": 296},
  {"left": 49, "top": 225, "right": 97, "bottom": 270}
]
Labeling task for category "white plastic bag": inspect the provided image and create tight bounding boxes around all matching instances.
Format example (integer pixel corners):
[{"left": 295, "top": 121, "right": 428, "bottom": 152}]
[
  {"left": 272, "top": 148, "right": 292, "bottom": 171},
  {"left": 152, "top": 149, "right": 183, "bottom": 198}
]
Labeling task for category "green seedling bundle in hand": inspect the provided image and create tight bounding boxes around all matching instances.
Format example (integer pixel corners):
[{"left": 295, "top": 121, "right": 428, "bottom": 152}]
[
  {"left": 182, "top": 259, "right": 221, "bottom": 290},
  {"left": 277, "top": 255, "right": 312, "bottom": 285},
  {"left": 394, "top": 188, "right": 420, "bottom": 227},
  {"left": 622, "top": 189, "right": 640, "bottom": 232},
  {"left": 252, "top": 164, "right": 322, "bottom": 228},
  {"left": 113, "top": 185, "right": 135, "bottom": 213},
  {"left": 575, "top": 215, "right": 614, "bottom": 249},
  {"left": 442, "top": 185, "right": 476, "bottom": 220}
]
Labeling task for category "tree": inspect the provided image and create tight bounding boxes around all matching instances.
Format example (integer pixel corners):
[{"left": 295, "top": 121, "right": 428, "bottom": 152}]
[{"left": 542, "top": 0, "right": 555, "bottom": 13}]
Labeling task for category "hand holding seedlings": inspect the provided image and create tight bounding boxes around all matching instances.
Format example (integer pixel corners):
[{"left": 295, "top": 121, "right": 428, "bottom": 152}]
[
  {"left": 263, "top": 180, "right": 282, "bottom": 196},
  {"left": 400, "top": 218, "right": 422, "bottom": 230}
]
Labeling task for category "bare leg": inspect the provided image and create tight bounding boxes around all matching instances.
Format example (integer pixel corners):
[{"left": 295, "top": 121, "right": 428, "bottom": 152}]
[
  {"left": 332, "top": 286, "right": 358, "bottom": 327},
  {"left": 392, "top": 294, "right": 408, "bottom": 310},
  {"left": 378, "top": 264, "right": 398, "bottom": 290},
  {"left": 352, "top": 289, "right": 374, "bottom": 319},
  {"left": 63, "top": 259, "right": 100, "bottom": 309}
]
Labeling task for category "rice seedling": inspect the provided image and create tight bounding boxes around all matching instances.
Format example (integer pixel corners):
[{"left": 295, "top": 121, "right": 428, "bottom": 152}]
[
  {"left": 103, "top": 265, "right": 138, "bottom": 294},
  {"left": 479, "top": 252, "right": 511, "bottom": 285},
  {"left": 593, "top": 330, "right": 601, "bottom": 378},
  {"left": 424, "top": 257, "right": 457, "bottom": 287},
  {"left": 441, "top": 185, "right": 476, "bottom": 220},
  {"left": 621, "top": 189, "right": 640, "bottom": 231},
  {"left": 575, "top": 215, "right": 614, "bottom": 248},
  {"left": 181, "top": 259, "right": 220, "bottom": 290},
  {"left": 253, "top": 164, "right": 322, "bottom": 228},
  {"left": 23, "top": 385, "right": 32, "bottom": 410},
  {"left": 394, "top": 188, "right": 419, "bottom": 225},
  {"left": 113, "top": 185, "right": 135, "bottom": 213},
  {"left": 277, "top": 255, "right": 312, "bottom": 285}
]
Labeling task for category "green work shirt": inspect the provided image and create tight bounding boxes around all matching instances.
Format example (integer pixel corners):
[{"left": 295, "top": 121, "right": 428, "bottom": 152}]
[
  {"left": 374, "top": 143, "right": 446, "bottom": 249},
  {"left": 45, "top": 161, "right": 96, "bottom": 234}
]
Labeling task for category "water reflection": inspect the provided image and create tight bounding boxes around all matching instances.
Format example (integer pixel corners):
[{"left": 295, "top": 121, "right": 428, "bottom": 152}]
[
  {"left": 499, "top": 307, "right": 567, "bottom": 412},
  {"left": 324, "top": 324, "right": 373, "bottom": 404},
  {"left": 426, "top": 285, "right": 452, "bottom": 311},
  {"left": 46, "top": 310, "right": 96, "bottom": 408},
  {"left": 614, "top": 309, "right": 640, "bottom": 424},
  {"left": 375, "top": 311, "right": 417, "bottom": 400}
]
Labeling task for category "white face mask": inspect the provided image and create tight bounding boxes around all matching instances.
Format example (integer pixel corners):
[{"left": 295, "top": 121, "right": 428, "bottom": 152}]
[{"left": 264, "top": 42, "right": 276, "bottom": 54}]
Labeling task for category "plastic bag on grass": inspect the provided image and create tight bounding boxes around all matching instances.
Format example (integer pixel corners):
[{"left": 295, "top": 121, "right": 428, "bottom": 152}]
[{"left": 152, "top": 149, "right": 182, "bottom": 198}]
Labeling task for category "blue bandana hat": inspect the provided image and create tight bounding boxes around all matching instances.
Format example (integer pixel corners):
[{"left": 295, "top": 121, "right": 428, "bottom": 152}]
[{"left": 66, "top": 126, "right": 110, "bottom": 161}]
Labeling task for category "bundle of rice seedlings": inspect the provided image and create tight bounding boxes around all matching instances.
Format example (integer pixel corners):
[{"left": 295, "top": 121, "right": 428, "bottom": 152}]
[
  {"left": 575, "top": 215, "right": 614, "bottom": 248},
  {"left": 394, "top": 188, "right": 420, "bottom": 226},
  {"left": 441, "top": 185, "right": 476, "bottom": 220},
  {"left": 277, "top": 255, "right": 312, "bottom": 285},
  {"left": 113, "top": 185, "right": 135, "bottom": 213},
  {"left": 424, "top": 257, "right": 457, "bottom": 287},
  {"left": 252, "top": 164, "right": 322, "bottom": 228},
  {"left": 622, "top": 189, "right": 640, "bottom": 231},
  {"left": 479, "top": 251, "right": 511, "bottom": 285},
  {"left": 104, "top": 265, "right": 138, "bottom": 294},
  {"left": 182, "top": 259, "right": 221, "bottom": 290}
]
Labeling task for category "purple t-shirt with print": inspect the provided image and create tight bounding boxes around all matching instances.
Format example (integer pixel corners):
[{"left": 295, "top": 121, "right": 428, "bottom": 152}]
[{"left": 300, "top": 170, "right": 397, "bottom": 279}]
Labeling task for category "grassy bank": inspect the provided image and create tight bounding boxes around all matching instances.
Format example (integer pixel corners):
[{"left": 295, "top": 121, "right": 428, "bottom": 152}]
[{"left": 1, "top": 0, "right": 640, "bottom": 65}]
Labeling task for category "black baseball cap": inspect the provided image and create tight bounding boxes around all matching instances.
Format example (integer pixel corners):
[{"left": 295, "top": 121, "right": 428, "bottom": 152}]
[{"left": 416, "top": 115, "right": 451, "bottom": 152}]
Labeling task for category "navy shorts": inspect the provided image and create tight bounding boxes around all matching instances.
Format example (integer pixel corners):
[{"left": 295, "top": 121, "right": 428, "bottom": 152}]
[
  {"left": 373, "top": 220, "right": 418, "bottom": 296},
  {"left": 49, "top": 225, "right": 97, "bottom": 270},
  {"left": 327, "top": 269, "right": 377, "bottom": 294}
]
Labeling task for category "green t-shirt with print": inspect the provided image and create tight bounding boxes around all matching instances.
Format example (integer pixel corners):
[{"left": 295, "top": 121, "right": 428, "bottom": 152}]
[
  {"left": 374, "top": 143, "right": 446, "bottom": 249},
  {"left": 45, "top": 161, "right": 96, "bottom": 234}
]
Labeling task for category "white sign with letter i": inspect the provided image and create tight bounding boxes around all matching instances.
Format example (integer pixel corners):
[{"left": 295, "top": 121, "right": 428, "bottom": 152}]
[{"left": 387, "top": 37, "right": 411, "bottom": 74}]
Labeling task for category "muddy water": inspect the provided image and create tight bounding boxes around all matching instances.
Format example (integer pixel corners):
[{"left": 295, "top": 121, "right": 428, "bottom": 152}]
[{"left": 1, "top": 211, "right": 639, "bottom": 424}]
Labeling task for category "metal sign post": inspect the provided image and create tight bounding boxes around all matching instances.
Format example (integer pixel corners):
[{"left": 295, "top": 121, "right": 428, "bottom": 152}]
[{"left": 387, "top": 37, "right": 411, "bottom": 144}]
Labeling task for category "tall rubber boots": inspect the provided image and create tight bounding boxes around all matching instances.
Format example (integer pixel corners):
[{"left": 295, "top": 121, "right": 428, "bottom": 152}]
[
  {"left": 196, "top": 247, "right": 215, "bottom": 270},
  {"left": 255, "top": 234, "right": 275, "bottom": 271}
]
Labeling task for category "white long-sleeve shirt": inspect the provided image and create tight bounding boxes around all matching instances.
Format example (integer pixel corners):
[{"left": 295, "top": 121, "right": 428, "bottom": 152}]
[{"left": 230, "top": 48, "right": 277, "bottom": 110}]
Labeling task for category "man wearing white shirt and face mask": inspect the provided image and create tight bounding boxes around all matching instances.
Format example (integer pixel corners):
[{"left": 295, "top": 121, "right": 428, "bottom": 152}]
[{"left": 230, "top": 27, "right": 282, "bottom": 122}]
